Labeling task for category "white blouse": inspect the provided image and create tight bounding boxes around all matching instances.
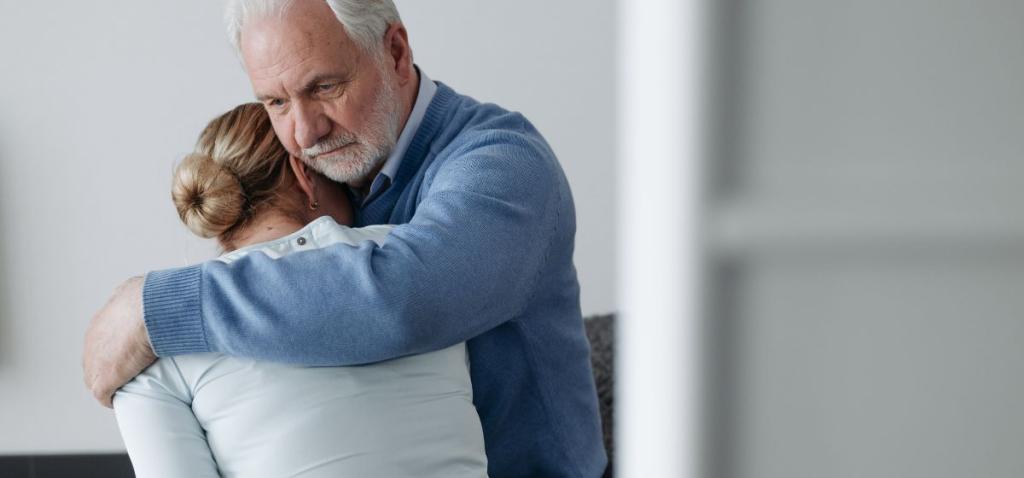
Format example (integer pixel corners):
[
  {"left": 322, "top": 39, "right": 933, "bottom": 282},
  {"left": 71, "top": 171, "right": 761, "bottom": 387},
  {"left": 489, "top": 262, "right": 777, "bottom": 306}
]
[{"left": 114, "top": 217, "right": 488, "bottom": 477}]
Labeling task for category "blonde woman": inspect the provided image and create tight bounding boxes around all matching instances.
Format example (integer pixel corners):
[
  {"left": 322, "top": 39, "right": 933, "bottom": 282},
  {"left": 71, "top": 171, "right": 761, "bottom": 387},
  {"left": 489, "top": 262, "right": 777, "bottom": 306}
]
[{"left": 113, "top": 103, "right": 488, "bottom": 478}]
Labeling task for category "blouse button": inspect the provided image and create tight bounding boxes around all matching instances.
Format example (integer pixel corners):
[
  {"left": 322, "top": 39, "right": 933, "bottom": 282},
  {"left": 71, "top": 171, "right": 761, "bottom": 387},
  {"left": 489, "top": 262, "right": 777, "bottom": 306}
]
[{"left": 296, "top": 237, "right": 307, "bottom": 246}]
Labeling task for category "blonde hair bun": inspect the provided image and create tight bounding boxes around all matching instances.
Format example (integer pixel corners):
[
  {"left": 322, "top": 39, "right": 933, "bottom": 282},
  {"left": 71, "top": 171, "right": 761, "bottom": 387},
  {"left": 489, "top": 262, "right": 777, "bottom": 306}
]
[
  {"left": 170, "top": 103, "right": 298, "bottom": 249},
  {"left": 172, "top": 152, "right": 247, "bottom": 239}
]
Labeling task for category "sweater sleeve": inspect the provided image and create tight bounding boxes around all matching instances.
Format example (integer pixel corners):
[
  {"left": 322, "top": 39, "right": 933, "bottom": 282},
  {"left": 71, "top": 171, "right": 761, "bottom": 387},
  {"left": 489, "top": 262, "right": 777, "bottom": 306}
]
[{"left": 143, "top": 131, "right": 567, "bottom": 365}]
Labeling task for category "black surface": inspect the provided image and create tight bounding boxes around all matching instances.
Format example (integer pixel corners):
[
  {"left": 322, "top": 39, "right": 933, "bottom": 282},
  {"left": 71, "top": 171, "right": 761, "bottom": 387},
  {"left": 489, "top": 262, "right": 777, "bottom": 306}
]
[
  {"left": 0, "top": 454, "right": 133, "bottom": 478},
  {"left": 0, "top": 456, "right": 31, "bottom": 478}
]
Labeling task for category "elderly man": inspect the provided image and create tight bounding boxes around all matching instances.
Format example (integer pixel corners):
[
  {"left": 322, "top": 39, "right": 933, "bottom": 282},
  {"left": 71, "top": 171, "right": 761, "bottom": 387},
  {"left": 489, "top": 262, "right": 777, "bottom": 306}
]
[{"left": 83, "top": 0, "right": 606, "bottom": 476}]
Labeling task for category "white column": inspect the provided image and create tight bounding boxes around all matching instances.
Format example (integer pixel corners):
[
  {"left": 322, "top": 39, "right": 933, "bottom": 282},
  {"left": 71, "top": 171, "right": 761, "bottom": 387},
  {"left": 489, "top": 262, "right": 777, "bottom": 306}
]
[{"left": 617, "top": 0, "right": 704, "bottom": 476}]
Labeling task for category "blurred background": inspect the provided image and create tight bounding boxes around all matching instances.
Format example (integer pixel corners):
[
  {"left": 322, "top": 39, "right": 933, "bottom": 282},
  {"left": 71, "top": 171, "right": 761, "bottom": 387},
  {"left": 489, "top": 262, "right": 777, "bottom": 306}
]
[
  {"left": 622, "top": 0, "right": 1024, "bottom": 477},
  {"left": 2, "top": 0, "right": 1024, "bottom": 477}
]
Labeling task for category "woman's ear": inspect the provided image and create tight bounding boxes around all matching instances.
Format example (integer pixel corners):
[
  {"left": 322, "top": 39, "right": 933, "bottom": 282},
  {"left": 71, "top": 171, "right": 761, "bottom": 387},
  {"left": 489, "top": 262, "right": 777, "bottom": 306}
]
[{"left": 288, "top": 156, "right": 318, "bottom": 207}]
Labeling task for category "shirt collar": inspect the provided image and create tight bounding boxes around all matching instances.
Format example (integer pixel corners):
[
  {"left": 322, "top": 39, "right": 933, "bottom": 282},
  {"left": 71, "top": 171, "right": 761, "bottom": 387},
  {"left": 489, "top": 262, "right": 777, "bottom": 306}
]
[{"left": 363, "top": 65, "right": 437, "bottom": 202}]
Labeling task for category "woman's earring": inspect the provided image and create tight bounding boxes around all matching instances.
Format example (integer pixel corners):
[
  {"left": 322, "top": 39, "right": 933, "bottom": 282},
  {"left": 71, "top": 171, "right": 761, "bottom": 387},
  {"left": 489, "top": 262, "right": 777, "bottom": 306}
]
[{"left": 310, "top": 200, "right": 320, "bottom": 211}]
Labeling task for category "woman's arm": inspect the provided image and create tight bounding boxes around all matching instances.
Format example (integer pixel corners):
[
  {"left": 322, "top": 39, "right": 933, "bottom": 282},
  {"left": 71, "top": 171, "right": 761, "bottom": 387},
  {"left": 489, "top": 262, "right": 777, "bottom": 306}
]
[{"left": 113, "top": 358, "right": 220, "bottom": 478}]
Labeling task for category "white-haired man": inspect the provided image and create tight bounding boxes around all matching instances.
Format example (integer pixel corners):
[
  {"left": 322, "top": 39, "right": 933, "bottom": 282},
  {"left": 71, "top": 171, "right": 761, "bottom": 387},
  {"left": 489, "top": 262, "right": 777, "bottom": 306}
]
[{"left": 84, "top": 1, "right": 607, "bottom": 476}]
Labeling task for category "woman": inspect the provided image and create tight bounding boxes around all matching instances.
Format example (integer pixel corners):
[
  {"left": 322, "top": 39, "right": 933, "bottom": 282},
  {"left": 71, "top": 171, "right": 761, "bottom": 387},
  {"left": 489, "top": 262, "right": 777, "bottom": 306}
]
[{"left": 113, "top": 103, "right": 488, "bottom": 478}]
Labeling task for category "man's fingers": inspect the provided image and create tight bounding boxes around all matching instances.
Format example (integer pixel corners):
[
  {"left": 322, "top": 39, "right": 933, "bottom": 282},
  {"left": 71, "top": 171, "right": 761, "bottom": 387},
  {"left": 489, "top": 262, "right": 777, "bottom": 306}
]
[
  {"left": 82, "top": 316, "right": 98, "bottom": 388},
  {"left": 89, "top": 379, "right": 115, "bottom": 409},
  {"left": 99, "top": 387, "right": 114, "bottom": 409},
  {"left": 83, "top": 357, "right": 118, "bottom": 409},
  {"left": 82, "top": 277, "right": 149, "bottom": 408}
]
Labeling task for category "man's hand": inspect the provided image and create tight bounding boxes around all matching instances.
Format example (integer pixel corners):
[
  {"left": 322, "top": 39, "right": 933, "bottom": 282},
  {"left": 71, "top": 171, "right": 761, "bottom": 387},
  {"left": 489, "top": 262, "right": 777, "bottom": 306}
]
[{"left": 83, "top": 276, "right": 156, "bottom": 408}]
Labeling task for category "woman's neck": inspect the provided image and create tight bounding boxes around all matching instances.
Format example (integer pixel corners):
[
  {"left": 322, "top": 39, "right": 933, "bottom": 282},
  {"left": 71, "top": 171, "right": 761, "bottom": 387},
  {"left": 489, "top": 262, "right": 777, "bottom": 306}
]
[{"left": 228, "top": 210, "right": 306, "bottom": 251}]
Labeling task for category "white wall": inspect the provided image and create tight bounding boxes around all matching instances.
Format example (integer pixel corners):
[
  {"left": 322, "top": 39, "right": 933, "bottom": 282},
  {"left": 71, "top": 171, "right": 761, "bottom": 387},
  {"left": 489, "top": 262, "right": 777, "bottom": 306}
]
[{"left": 0, "top": 0, "right": 615, "bottom": 453}]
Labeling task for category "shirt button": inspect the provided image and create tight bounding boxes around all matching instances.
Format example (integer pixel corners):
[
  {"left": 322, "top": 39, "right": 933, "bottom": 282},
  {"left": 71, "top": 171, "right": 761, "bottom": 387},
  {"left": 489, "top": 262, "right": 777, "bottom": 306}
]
[{"left": 296, "top": 237, "right": 307, "bottom": 246}]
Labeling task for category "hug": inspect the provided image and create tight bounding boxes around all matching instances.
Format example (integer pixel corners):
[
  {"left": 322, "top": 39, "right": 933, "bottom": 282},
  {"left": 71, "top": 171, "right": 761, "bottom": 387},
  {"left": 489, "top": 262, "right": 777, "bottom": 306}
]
[{"left": 83, "top": 0, "right": 607, "bottom": 477}]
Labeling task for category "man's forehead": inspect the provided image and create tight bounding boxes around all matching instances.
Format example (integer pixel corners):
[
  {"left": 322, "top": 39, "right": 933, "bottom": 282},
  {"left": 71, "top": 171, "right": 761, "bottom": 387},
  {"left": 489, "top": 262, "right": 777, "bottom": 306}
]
[
  {"left": 240, "top": 8, "right": 357, "bottom": 86},
  {"left": 240, "top": 25, "right": 356, "bottom": 92}
]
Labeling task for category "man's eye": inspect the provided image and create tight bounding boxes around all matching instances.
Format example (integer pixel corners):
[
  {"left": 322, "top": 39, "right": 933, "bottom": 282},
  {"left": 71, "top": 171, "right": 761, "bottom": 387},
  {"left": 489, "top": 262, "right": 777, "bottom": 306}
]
[
  {"left": 315, "top": 83, "right": 338, "bottom": 94},
  {"left": 268, "top": 99, "right": 285, "bottom": 107}
]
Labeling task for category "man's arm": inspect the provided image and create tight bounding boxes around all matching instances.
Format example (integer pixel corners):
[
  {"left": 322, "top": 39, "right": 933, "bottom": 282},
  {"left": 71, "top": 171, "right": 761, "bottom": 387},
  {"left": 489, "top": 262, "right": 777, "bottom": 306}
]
[
  {"left": 168, "top": 132, "right": 565, "bottom": 365},
  {"left": 84, "top": 130, "right": 570, "bottom": 402}
]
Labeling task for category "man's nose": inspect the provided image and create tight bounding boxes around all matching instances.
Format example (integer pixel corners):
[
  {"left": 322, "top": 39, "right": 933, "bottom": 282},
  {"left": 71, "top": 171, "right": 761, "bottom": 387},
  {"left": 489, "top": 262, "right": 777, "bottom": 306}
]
[{"left": 293, "top": 101, "right": 331, "bottom": 150}]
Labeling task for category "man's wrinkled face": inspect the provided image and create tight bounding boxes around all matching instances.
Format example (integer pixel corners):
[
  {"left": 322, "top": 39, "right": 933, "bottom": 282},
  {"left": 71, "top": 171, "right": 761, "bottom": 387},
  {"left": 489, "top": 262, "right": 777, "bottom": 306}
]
[{"left": 240, "top": 2, "right": 401, "bottom": 184}]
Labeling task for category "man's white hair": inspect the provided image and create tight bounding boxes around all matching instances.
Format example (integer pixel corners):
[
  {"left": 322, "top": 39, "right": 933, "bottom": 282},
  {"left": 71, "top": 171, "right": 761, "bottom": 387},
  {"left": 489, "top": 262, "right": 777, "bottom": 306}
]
[{"left": 225, "top": 0, "right": 401, "bottom": 57}]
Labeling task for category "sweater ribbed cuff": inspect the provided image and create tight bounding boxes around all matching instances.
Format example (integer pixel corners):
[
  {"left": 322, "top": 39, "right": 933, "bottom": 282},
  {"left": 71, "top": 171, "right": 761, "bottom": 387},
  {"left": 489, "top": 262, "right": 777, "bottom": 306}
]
[{"left": 143, "top": 264, "right": 209, "bottom": 357}]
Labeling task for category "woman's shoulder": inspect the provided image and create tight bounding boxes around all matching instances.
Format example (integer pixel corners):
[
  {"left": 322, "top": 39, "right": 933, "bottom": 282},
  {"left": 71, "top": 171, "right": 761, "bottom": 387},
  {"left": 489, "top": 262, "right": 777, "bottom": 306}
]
[
  {"left": 217, "top": 217, "right": 395, "bottom": 263},
  {"left": 307, "top": 217, "right": 394, "bottom": 247}
]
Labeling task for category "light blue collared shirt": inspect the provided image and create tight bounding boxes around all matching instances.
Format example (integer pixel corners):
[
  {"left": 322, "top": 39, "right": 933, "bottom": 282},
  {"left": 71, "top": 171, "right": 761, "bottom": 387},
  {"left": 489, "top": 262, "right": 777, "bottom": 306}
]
[{"left": 360, "top": 66, "right": 438, "bottom": 205}]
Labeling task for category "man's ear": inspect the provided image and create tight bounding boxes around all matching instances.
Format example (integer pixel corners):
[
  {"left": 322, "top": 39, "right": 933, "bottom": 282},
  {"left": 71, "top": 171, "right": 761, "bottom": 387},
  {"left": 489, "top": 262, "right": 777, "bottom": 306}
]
[
  {"left": 289, "top": 155, "right": 317, "bottom": 206},
  {"left": 384, "top": 22, "right": 413, "bottom": 87}
]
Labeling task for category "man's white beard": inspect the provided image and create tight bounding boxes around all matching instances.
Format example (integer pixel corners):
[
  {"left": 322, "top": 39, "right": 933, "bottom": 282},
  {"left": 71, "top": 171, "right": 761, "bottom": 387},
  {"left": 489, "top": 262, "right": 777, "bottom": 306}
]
[{"left": 302, "top": 75, "right": 402, "bottom": 184}]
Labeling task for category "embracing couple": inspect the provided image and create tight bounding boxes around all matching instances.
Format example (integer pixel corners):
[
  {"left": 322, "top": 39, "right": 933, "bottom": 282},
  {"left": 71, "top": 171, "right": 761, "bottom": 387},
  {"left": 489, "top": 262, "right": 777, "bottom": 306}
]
[{"left": 81, "top": 1, "right": 606, "bottom": 477}]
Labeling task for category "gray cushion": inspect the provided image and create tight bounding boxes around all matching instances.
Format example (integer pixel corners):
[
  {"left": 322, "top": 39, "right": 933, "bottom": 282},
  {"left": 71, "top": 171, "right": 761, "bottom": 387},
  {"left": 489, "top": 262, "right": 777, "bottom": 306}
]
[{"left": 584, "top": 314, "right": 615, "bottom": 478}]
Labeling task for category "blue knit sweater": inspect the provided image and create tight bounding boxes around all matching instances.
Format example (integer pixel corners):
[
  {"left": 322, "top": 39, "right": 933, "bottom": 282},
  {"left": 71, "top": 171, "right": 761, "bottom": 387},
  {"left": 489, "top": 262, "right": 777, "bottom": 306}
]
[{"left": 143, "top": 83, "right": 607, "bottom": 477}]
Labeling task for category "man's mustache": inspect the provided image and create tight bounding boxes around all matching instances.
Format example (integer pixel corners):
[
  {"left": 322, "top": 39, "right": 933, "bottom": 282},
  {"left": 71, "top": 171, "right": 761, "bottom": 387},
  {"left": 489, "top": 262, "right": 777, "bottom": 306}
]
[{"left": 302, "top": 134, "right": 356, "bottom": 160}]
